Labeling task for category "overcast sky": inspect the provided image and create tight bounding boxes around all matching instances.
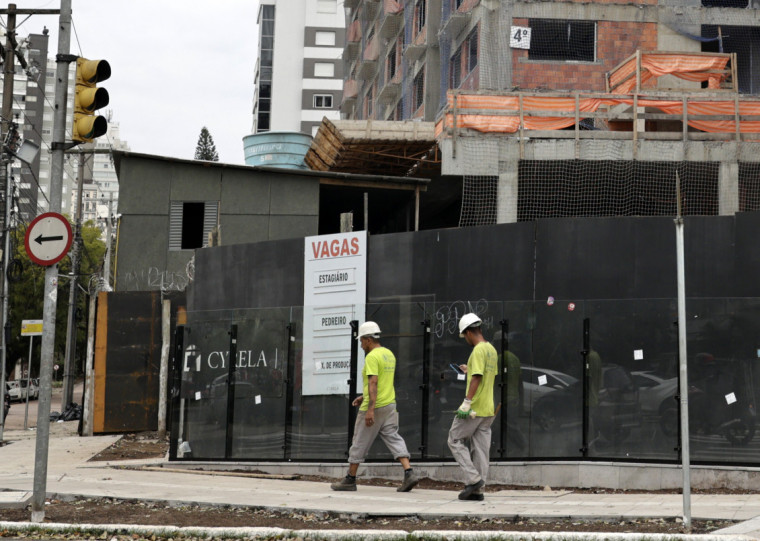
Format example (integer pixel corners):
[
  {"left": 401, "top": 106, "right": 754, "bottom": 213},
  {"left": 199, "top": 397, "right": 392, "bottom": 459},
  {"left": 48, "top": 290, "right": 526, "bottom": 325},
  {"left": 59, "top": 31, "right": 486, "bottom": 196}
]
[{"left": 19, "top": 0, "right": 259, "bottom": 165}]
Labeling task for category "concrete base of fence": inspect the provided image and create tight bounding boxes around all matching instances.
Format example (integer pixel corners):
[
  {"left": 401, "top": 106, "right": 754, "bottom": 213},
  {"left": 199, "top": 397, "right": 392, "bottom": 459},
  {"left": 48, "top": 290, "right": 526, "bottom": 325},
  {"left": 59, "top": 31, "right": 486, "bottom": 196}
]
[{"left": 161, "top": 460, "right": 760, "bottom": 491}]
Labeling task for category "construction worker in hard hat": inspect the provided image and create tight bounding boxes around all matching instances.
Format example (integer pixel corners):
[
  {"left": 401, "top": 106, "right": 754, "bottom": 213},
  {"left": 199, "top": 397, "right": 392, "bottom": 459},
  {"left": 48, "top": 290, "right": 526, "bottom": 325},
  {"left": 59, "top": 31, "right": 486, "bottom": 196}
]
[
  {"left": 448, "top": 312, "right": 499, "bottom": 501},
  {"left": 330, "top": 321, "right": 419, "bottom": 493}
]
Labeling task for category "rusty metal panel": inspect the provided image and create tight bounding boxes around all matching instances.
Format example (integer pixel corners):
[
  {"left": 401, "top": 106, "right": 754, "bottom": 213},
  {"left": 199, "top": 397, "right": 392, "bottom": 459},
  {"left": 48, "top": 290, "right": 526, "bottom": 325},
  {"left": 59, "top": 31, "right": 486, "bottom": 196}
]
[{"left": 94, "top": 291, "right": 163, "bottom": 433}]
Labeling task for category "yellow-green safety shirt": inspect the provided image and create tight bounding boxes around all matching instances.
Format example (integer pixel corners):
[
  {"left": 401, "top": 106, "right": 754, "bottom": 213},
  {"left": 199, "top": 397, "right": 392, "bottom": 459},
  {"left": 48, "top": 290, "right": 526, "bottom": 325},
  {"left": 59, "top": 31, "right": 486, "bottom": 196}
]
[
  {"left": 360, "top": 346, "right": 396, "bottom": 411},
  {"left": 467, "top": 341, "right": 499, "bottom": 417}
]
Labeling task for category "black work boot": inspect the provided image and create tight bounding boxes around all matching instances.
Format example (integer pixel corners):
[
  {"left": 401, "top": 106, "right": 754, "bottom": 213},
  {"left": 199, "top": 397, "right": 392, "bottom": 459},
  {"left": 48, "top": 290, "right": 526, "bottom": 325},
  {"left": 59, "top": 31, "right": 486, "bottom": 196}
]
[
  {"left": 330, "top": 475, "right": 357, "bottom": 491},
  {"left": 458, "top": 479, "right": 484, "bottom": 500},
  {"left": 397, "top": 469, "right": 419, "bottom": 492}
]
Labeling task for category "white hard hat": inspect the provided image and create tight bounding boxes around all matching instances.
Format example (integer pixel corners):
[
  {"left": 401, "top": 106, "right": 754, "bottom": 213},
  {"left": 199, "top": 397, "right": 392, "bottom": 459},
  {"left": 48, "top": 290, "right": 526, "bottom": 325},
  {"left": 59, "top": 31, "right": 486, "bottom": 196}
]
[
  {"left": 357, "top": 321, "right": 381, "bottom": 340},
  {"left": 458, "top": 313, "right": 482, "bottom": 337}
]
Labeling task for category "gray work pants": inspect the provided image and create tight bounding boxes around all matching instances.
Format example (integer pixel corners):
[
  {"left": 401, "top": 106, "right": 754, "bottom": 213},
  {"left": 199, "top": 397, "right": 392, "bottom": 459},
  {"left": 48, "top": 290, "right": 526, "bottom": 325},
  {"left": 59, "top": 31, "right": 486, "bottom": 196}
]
[
  {"left": 348, "top": 403, "right": 410, "bottom": 464},
  {"left": 447, "top": 415, "right": 494, "bottom": 486}
]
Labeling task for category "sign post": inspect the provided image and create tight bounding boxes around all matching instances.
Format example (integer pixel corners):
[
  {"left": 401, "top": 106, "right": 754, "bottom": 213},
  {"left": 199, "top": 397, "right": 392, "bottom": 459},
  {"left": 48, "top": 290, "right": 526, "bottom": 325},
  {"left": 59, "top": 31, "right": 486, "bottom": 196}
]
[{"left": 21, "top": 320, "right": 43, "bottom": 430}]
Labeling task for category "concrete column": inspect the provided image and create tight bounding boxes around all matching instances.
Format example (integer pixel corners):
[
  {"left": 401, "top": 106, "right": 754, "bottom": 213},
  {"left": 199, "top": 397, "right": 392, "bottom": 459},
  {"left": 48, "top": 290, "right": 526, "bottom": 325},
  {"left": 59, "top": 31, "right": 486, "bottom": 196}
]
[
  {"left": 497, "top": 168, "right": 519, "bottom": 223},
  {"left": 479, "top": 1, "right": 511, "bottom": 90},
  {"left": 719, "top": 161, "right": 739, "bottom": 216}
]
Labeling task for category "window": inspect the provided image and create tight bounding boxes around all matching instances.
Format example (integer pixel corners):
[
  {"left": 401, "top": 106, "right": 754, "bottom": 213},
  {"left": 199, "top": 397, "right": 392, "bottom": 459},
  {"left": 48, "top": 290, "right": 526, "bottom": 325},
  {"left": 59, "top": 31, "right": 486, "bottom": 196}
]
[
  {"left": 315, "top": 31, "right": 336, "bottom": 46},
  {"left": 387, "top": 46, "right": 397, "bottom": 80},
  {"left": 317, "top": 0, "right": 337, "bottom": 13},
  {"left": 314, "top": 94, "right": 333, "bottom": 108},
  {"left": 169, "top": 201, "right": 219, "bottom": 251},
  {"left": 416, "top": 0, "right": 426, "bottom": 33},
  {"left": 467, "top": 27, "right": 478, "bottom": 70},
  {"left": 413, "top": 69, "right": 425, "bottom": 111},
  {"left": 450, "top": 49, "right": 462, "bottom": 88},
  {"left": 314, "top": 62, "right": 335, "bottom": 77},
  {"left": 528, "top": 20, "right": 595, "bottom": 62},
  {"left": 701, "top": 25, "right": 760, "bottom": 94}
]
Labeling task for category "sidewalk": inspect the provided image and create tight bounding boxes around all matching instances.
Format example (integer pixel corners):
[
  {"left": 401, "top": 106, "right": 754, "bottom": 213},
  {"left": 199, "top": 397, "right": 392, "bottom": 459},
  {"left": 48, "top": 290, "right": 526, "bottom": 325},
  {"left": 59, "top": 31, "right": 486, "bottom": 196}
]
[{"left": 1, "top": 424, "right": 760, "bottom": 539}]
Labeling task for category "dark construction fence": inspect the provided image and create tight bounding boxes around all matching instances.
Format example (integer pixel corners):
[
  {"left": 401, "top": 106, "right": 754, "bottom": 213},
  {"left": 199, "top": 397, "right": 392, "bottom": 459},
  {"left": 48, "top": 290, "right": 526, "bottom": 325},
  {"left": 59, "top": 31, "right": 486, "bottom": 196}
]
[
  {"left": 169, "top": 298, "right": 760, "bottom": 464},
  {"left": 169, "top": 214, "right": 760, "bottom": 464}
]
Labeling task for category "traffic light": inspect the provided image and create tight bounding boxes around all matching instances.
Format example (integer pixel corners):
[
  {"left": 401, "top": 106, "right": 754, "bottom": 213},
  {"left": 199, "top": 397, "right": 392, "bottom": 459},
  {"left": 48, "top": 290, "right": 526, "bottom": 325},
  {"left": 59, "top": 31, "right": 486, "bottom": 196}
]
[{"left": 73, "top": 58, "right": 111, "bottom": 143}]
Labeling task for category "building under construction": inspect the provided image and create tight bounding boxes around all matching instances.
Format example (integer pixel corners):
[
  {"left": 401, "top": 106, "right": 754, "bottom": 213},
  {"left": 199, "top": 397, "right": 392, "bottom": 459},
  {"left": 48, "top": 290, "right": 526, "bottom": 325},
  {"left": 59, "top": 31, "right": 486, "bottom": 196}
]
[{"left": 326, "top": 0, "right": 760, "bottom": 227}]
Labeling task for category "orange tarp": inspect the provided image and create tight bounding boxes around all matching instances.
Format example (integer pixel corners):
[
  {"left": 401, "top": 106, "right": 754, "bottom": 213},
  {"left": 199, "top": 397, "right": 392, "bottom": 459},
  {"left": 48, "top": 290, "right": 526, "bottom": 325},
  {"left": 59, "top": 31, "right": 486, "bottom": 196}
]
[
  {"left": 435, "top": 92, "right": 760, "bottom": 137},
  {"left": 608, "top": 53, "right": 731, "bottom": 93},
  {"left": 436, "top": 52, "right": 758, "bottom": 138}
]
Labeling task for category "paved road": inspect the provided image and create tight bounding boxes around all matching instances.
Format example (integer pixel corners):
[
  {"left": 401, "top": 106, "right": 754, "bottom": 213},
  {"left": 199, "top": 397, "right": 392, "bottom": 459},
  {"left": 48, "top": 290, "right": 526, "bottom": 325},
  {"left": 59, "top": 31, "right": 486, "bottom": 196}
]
[{"left": 4, "top": 381, "right": 84, "bottom": 430}]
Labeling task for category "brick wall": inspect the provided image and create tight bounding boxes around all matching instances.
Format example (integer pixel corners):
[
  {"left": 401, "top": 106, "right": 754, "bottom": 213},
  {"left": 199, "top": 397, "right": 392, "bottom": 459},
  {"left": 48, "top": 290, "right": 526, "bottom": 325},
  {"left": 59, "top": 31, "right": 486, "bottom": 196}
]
[{"left": 511, "top": 19, "right": 657, "bottom": 92}]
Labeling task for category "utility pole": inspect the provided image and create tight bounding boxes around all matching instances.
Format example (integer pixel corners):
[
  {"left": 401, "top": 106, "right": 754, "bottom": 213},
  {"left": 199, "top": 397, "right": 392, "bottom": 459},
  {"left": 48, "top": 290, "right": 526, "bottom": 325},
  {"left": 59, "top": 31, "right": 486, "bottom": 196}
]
[
  {"left": 103, "top": 192, "right": 113, "bottom": 288},
  {"left": 0, "top": 3, "right": 58, "bottom": 445},
  {"left": 0, "top": 4, "right": 14, "bottom": 443},
  {"left": 31, "top": 0, "right": 70, "bottom": 523},
  {"left": 61, "top": 153, "right": 85, "bottom": 411}
]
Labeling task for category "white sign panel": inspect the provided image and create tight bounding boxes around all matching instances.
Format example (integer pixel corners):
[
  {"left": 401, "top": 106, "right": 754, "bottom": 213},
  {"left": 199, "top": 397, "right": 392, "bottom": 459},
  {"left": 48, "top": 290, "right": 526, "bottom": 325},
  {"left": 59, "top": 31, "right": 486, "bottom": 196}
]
[
  {"left": 510, "top": 26, "right": 531, "bottom": 49},
  {"left": 302, "top": 231, "right": 367, "bottom": 396}
]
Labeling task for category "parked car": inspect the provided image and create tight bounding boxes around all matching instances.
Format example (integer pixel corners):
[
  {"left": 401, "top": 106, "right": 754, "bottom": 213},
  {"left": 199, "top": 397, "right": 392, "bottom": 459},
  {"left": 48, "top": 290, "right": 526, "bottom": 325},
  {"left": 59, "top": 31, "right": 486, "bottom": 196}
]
[
  {"left": 532, "top": 364, "right": 641, "bottom": 441},
  {"left": 631, "top": 370, "right": 678, "bottom": 435},
  {"left": 521, "top": 366, "right": 578, "bottom": 412},
  {"left": 6, "top": 379, "right": 38, "bottom": 402}
]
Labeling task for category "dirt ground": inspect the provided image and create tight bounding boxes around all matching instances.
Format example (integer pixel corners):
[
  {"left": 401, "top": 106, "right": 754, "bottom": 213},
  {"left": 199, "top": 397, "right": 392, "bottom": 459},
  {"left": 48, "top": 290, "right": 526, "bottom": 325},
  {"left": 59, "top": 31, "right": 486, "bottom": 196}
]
[
  {"left": 0, "top": 433, "right": 738, "bottom": 534},
  {"left": 0, "top": 498, "right": 731, "bottom": 534}
]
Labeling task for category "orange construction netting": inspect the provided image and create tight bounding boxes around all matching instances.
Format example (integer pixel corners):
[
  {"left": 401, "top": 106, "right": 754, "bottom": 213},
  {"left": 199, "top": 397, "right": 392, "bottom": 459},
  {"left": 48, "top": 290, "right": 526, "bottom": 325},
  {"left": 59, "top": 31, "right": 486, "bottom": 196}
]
[{"left": 435, "top": 53, "right": 760, "bottom": 137}]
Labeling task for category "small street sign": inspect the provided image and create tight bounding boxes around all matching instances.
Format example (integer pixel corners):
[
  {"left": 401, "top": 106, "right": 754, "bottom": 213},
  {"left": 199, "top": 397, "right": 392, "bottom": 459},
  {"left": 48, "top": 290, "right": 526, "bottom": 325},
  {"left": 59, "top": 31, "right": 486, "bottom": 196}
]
[
  {"left": 21, "top": 319, "right": 43, "bottom": 336},
  {"left": 24, "top": 212, "right": 72, "bottom": 266}
]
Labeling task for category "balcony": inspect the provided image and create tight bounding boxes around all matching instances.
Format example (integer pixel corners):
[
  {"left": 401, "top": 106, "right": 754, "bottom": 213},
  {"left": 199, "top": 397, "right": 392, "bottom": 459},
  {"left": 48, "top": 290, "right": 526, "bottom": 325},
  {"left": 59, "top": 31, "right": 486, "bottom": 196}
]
[
  {"left": 379, "top": 0, "right": 403, "bottom": 38},
  {"left": 439, "top": 10, "right": 470, "bottom": 38},
  {"left": 377, "top": 82, "right": 400, "bottom": 104},
  {"left": 344, "top": 41, "right": 360, "bottom": 63},
  {"left": 358, "top": 34, "right": 379, "bottom": 79},
  {"left": 404, "top": 43, "right": 426, "bottom": 63},
  {"left": 357, "top": 59, "right": 378, "bottom": 80},
  {"left": 344, "top": 20, "right": 361, "bottom": 62}
]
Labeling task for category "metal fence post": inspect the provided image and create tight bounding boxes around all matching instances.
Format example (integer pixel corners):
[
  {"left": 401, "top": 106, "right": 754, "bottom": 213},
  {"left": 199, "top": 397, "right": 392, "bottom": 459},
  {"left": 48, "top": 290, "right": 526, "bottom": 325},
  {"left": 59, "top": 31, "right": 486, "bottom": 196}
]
[
  {"left": 580, "top": 318, "right": 590, "bottom": 458},
  {"left": 224, "top": 324, "right": 238, "bottom": 458},
  {"left": 420, "top": 319, "right": 431, "bottom": 459},
  {"left": 347, "top": 320, "right": 359, "bottom": 457},
  {"left": 168, "top": 325, "right": 184, "bottom": 461},
  {"left": 284, "top": 321, "right": 296, "bottom": 460},
  {"left": 498, "top": 319, "right": 508, "bottom": 458}
]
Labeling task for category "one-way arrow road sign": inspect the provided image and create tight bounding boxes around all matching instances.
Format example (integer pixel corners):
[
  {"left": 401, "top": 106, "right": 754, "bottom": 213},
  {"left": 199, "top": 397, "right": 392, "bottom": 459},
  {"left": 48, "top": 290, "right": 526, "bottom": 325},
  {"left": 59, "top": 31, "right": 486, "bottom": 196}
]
[
  {"left": 35, "top": 234, "right": 64, "bottom": 244},
  {"left": 24, "top": 212, "right": 72, "bottom": 266}
]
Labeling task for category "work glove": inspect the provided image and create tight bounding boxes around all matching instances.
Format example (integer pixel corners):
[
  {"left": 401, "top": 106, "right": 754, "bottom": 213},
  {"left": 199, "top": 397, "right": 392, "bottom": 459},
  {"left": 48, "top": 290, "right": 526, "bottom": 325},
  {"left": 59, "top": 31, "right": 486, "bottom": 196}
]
[{"left": 456, "top": 398, "right": 472, "bottom": 419}]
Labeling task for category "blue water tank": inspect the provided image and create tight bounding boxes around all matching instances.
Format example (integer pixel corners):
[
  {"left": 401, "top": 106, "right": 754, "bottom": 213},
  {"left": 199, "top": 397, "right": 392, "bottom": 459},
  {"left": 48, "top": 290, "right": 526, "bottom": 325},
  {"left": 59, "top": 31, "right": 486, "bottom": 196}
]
[{"left": 242, "top": 132, "right": 313, "bottom": 169}]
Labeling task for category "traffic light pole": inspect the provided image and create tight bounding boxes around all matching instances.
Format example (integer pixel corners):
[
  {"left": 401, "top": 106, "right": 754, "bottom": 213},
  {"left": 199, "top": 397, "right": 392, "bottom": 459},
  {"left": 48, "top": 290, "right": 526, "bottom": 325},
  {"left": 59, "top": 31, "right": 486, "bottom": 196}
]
[
  {"left": 61, "top": 154, "right": 85, "bottom": 411},
  {"left": 31, "top": 0, "right": 72, "bottom": 523}
]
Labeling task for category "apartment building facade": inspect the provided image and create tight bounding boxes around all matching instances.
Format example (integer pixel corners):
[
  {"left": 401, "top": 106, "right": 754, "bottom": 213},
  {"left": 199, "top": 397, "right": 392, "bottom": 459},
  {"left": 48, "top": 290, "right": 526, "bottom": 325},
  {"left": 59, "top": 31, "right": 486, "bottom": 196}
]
[
  {"left": 0, "top": 31, "right": 51, "bottom": 225},
  {"left": 252, "top": 0, "right": 346, "bottom": 136}
]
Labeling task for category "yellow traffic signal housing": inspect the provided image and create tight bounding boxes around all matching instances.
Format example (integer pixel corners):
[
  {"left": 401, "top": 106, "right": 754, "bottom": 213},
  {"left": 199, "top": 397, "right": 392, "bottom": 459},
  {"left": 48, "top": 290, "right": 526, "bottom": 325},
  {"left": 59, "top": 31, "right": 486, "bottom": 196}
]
[{"left": 73, "top": 58, "right": 111, "bottom": 143}]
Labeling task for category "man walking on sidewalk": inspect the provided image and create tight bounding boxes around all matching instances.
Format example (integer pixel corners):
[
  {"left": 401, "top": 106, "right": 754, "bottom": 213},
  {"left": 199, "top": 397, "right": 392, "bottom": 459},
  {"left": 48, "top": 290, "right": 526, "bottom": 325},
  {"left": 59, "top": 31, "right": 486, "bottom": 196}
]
[
  {"left": 448, "top": 313, "right": 499, "bottom": 501},
  {"left": 331, "top": 321, "right": 419, "bottom": 492}
]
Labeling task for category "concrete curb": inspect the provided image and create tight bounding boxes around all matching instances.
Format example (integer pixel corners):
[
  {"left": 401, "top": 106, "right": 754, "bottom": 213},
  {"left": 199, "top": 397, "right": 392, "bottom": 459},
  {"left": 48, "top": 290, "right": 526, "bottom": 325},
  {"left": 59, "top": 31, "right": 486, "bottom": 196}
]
[{"left": 0, "top": 522, "right": 755, "bottom": 540}]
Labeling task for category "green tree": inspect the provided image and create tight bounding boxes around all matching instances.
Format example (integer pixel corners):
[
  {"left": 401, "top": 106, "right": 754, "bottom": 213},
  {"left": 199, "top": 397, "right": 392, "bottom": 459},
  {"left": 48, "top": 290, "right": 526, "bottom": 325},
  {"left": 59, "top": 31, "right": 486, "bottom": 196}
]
[
  {"left": 6, "top": 219, "right": 106, "bottom": 380},
  {"left": 194, "top": 126, "right": 219, "bottom": 161}
]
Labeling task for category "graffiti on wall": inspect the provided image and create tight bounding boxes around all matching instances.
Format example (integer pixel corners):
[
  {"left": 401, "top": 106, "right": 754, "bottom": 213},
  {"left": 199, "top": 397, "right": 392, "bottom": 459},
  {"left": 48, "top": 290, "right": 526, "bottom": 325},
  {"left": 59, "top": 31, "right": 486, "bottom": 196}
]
[
  {"left": 120, "top": 256, "right": 195, "bottom": 292},
  {"left": 433, "top": 299, "right": 493, "bottom": 338}
]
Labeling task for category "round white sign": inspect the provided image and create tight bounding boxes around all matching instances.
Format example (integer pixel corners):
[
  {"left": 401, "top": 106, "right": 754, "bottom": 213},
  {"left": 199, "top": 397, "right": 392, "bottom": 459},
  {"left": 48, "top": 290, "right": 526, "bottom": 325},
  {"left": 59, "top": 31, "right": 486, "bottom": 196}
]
[{"left": 24, "top": 212, "right": 73, "bottom": 266}]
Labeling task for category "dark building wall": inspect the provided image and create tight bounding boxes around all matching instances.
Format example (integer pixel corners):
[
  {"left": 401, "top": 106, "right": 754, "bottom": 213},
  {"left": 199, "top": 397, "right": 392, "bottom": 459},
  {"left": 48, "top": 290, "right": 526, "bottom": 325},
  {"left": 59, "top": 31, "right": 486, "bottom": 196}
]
[
  {"left": 114, "top": 153, "right": 319, "bottom": 293},
  {"left": 188, "top": 213, "right": 756, "bottom": 311}
]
